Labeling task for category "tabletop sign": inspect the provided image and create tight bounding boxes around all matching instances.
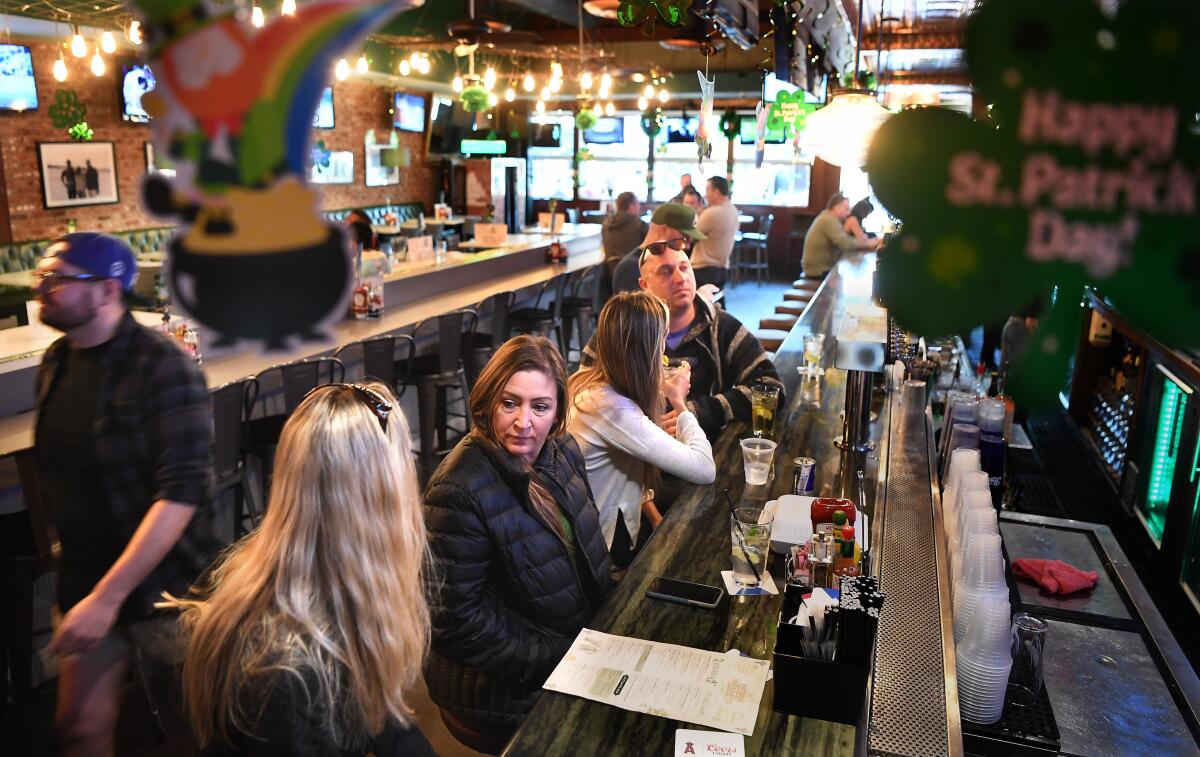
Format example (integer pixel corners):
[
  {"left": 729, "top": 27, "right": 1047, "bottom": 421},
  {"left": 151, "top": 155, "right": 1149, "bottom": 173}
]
[
  {"left": 538, "top": 212, "right": 565, "bottom": 232},
  {"left": 674, "top": 730, "right": 746, "bottom": 757},
  {"left": 406, "top": 235, "right": 433, "bottom": 262},
  {"left": 866, "top": 0, "right": 1200, "bottom": 406},
  {"left": 474, "top": 223, "right": 509, "bottom": 247}
]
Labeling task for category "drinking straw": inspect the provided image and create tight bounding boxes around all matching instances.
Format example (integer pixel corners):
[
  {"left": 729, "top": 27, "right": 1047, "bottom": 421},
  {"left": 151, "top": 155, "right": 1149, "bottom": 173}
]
[{"left": 722, "top": 488, "right": 762, "bottom": 583}]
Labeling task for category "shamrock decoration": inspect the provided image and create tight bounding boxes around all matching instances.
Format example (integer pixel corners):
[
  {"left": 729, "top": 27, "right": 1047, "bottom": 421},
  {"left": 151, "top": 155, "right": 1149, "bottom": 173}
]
[
  {"left": 719, "top": 110, "right": 741, "bottom": 140},
  {"left": 575, "top": 107, "right": 598, "bottom": 131},
  {"left": 617, "top": 0, "right": 692, "bottom": 29},
  {"left": 460, "top": 85, "right": 490, "bottom": 113},
  {"left": 640, "top": 107, "right": 663, "bottom": 138},
  {"left": 767, "top": 90, "right": 816, "bottom": 137},
  {"left": 867, "top": 0, "right": 1200, "bottom": 406},
  {"left": 68, "top": 121, "right": 94, "bottom": 142},
  {"left": 49, "top": 89, "right": 87, "bottom": 131}
]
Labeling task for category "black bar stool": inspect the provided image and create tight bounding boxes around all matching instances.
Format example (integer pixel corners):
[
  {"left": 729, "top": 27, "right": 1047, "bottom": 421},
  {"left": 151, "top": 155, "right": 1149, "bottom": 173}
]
[
  {"left": 509, "top": 272, "right": 568, "bottom": 356},
  {"left": 734, "top": 212, "right": 773, "bottom": 285},
  {"left": 401, "top": 309, "right": 477, "bottom": 480},
  {"left": 334, "top": 333, "right": 417, "bottom": 397},
  {"left": 560, "top": 264, "right": 603, "bottom": 368},
  {"left": 465, "top": 291, "right": 513, "bottom": 388},
  {"left": 211, "top": 378, "right": 253, "bottom": 538}
]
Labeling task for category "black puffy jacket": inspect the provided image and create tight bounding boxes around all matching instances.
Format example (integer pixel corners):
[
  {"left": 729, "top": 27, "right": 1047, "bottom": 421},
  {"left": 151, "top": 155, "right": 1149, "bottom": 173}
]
[{"left": 423, "top": 431, "right": 612, "bottom": 729}]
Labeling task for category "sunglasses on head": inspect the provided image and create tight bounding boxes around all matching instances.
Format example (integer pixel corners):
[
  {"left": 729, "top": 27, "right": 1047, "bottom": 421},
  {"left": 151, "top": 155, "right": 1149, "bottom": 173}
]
[
  {"left": 304, "top": 383, "right": 393, "bottom": 432},
  {"left": 639, "top": 237, "right": 689, "bottom": 266}
]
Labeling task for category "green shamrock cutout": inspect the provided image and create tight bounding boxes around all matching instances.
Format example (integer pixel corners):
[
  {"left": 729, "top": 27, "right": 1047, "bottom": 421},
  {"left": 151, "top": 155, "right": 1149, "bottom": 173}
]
[
  {"left": 68, "top": 121, "right": 94, "bottom": 142},
  {"left": 617, "top": 0, "right": 692, "bottom": 29},
  {"left": 867, "top": 0, "right": 1200, "bottom": 407},
  {"left": 49, "top": 89, "right": 87, "bottom": 131},
  {"left": 767, "top": 91, "right": 815, "bottom": 137}
]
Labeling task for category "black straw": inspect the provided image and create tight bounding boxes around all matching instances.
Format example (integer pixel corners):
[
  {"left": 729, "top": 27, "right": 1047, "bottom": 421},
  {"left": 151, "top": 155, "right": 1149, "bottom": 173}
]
[{"left": 722, "top": 488, "right": 762, "bottom": 583}]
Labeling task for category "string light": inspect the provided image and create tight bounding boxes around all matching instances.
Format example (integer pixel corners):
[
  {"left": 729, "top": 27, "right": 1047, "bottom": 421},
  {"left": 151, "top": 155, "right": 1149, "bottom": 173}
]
[
  {"left": 483, "top": 66, "right": 497, "bottom": 90},
  {"left": 356, "top": 53, "right": 368, "bottom": 75},
  {"left": 452, "top": 75, "right": 464, "bottom": 92},
  {"left": 504, "top": 86, "right": 516, "bottom": 102},
  {"left": 540, "top": 85, "right": 551, "bottom": 100},
  {"left": 549, "top": 77, "right": 562, "bottom": 93},
  {"left": 580, "top": 71, "right": 593, "bottom": 91},
  {"left": 90, "top": 50, "right": 105, "bottom": 76},
  {"left": 251, "top": 4, "right": 265, "bottom": 28},
  {"left": 637, "top": 96, "right": 648, "bottom": 110},
  {"left": 335, "top": 57, "right": 350, "bottom": 81},
  {"left": 550, "top": 60, "right": 563, "bottom": 79},
  {"left": 600, "top": 72, "right": 612, "bottom": 91},
  {"left": 70, "top": 27, "right": 86, "bottom": 57},
  {"left": 658, "top": 87, "right": 669, "bottom": 103},
  {"left": 536, "top": 99, "right": 546, "bottom": 113},
  {"left": 604, "top": 101, "right": 615, "bottom": 116},
  {"left": 399, "top": 59, "right": 411, "bottom": 76},
  {"left": 99, "top": 31, "right": 116, "bottom": 54},
  {"left": 523, "top": 72, "right": 535, "bottom": 92},
  {"left": 415, "top": 55, "right": 431, "bottom": 75},
  {"left": 53, "top": 48, "right": 68, "bottom": 82},
  {"left": 281, "top": 0, "right": 296, "bottom": 15},
  {"left": 642, "top": 83, "right": 655, "bottom": 99},
  {"left": 127, "top": 20, "right": 143, "bottom": 46},
  {"left": 487, "top": 92, "right": 498, "bottom": 107}
]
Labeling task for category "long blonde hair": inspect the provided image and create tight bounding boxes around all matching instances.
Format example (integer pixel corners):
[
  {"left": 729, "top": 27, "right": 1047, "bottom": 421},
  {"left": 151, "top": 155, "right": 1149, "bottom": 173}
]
[
  {"left": 569, "top": 290, "right": 668, "bottom": 424},
  {"left": 170, "top": 382, "right": 429, "bottom": 749}
]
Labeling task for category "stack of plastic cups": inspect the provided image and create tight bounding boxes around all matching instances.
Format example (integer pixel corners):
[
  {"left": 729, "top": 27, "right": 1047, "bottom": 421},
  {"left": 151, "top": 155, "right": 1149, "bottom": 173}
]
[
  {"left": 943, "top": 448, "right": 982, "bottom": 516},
  {"left": 939, "top": 394, "right": 980, "bottom": 470},
  {"left": 947, "top": 473, "right": 992, "bottom": 569},
  {"left": 957, "top": 592, "right": 1013, "bottom": 724},
  {"left": 953, "top": 506, "right": 1003, "bottom": 642}
]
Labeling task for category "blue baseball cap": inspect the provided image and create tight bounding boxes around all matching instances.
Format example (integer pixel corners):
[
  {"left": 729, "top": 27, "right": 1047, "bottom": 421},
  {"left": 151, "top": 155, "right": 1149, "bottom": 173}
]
[{"left": 46, "top": 233, "right": 138, "bottom": 291}]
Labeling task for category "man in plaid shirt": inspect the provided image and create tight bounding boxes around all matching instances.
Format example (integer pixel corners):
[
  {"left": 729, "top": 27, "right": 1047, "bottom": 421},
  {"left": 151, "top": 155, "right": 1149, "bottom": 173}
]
[{"left": 33, "top": 233, "right": 217, "bottom": 757}]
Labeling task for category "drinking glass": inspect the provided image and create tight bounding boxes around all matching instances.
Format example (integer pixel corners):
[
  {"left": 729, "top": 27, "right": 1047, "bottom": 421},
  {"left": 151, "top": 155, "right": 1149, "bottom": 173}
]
[
  {"left": 751, "top": 383, "right": 781, "bottom": 438},
  {"left": 1007, "top": 613, "right": 1048, "bottom": 707},
  {"left": 801, "top": 333, "right": 826, "bottom": 376},
  {"left": 730, "top": 506, "right": 773, "bottom": 587},
  {"left": 740, "top": 438, "right": 776, "bottom": 486}
]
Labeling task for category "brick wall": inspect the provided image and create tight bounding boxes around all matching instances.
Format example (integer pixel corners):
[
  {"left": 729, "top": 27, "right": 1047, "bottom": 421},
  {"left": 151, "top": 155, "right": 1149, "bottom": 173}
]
[{"left": 0, "top": 41, "right": 435, "bottom": 242}]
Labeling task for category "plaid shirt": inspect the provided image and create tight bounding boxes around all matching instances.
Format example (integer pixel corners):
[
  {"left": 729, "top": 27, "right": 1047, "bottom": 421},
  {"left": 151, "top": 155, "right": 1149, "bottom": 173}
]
[{"left": 36, "top": 312, "right": 217, "bottom": 621}]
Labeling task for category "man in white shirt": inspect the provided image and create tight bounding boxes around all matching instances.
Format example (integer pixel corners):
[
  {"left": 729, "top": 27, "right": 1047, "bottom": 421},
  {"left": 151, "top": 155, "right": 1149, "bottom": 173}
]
[{"left": 691, "top": 176, "right": 740, "bottom": 290}]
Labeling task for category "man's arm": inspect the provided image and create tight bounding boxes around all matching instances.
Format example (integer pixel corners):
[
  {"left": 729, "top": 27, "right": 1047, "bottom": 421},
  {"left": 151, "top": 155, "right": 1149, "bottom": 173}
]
[
  {"left": 688, "top": 317, "right": 784, "bottom": 437},
  {"left": 50, "top": 501, "right": 196, "bottom": 655}
]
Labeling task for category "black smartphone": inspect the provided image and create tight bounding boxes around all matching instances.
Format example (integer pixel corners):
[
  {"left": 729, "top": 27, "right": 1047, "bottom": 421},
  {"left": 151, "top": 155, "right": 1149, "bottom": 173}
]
[{"left": 645, "top": 577, "right": 724, "bottom": 609}]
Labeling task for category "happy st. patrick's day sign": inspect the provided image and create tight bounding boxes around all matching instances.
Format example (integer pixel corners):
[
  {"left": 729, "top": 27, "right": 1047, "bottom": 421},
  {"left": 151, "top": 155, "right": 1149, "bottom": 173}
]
[{"left": 867, "top": 0, "right": 1199, "bottom": 405}]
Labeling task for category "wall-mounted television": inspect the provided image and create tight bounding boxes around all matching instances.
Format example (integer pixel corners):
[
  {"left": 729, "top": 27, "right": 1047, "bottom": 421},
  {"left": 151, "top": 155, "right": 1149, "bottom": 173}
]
[
  {"left": 120, "top": 63, "right": 155, "bottom": 122},
  {"left": 0, "top": 44, "right": 38, "bottom": 111},
  {"left": 738, "top": 116, "right": 786, "bottom": 144},
  {"left": 665, "top": 117, "right": 698, "bottom": 143},
  {"left": 312, "top": 86, "right": 334, "bottom": 129},
  {"left": 427, "top": 96, "right": 477, "bottom": 155},
  {"left": 583, "top": 117, "right": 624, "bottom": 144},
  {"left": 394, "top": 92, "right": 425, "bottom": 132},
  {"left": 531, "top": 121, "right": 562, "bottom": 148}
]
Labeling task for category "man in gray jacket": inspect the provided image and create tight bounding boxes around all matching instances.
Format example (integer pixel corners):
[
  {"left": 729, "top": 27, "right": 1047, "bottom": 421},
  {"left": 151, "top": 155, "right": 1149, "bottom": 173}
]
[{"left": 600, "top": 192, "right": 648, "bottom": 303}]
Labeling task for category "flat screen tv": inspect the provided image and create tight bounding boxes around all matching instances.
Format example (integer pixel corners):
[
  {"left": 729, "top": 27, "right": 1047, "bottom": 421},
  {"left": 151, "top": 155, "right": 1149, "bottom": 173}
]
[
  {"left": 120, "top": 63, "right": 155, "bottom": 122},
  {"left": 665, "top": 117, "right": 697, "bottom": 143},
  {"left": 531, "top": 121, "right": 562, "bottom": 148},
  {"left": 583, "top": 117, "right": 623, "bottom": 144},
  {"left": 0, "top": 44, "right": 38, "bottom": 111},
  {"left": 427, "top": 96, "right": 477, "bottom": 155},
  {"left": 312, "top": 86, "right": 334, "bottom": 129},
  {"left": 394, "top": 92, "right": 425, "bottom": 132},
  {"left": 738, "top": 116, "right": 786, "bottom": 144}
]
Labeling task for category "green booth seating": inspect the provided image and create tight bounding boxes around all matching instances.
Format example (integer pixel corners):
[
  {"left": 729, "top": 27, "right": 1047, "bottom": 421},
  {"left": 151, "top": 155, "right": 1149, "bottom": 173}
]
[{"left": 324, "top": 202, "right": 426, "bottom": 225}]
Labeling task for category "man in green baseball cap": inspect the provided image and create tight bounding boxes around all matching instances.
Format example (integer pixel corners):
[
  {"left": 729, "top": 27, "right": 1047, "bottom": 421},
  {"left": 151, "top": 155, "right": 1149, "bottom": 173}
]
[{"left": 611, "top": 203, "right": 705, "bottom": 295}]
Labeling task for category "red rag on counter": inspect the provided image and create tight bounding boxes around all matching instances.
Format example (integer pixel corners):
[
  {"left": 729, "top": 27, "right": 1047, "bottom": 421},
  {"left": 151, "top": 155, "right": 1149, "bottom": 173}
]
[{"left": 1012, "top": 558, "right": 1099, "bottom": 595}]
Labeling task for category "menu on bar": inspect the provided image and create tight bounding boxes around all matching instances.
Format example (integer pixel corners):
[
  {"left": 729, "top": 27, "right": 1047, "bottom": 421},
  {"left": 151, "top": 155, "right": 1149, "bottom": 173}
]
[{"left": 543, "top": 629, "right": 770, "bottom": 736}]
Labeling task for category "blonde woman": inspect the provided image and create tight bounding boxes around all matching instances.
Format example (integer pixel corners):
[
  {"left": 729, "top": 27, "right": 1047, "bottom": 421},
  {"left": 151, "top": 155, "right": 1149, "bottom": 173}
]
[
  {"left": 568, "top": 291, "right": 715, "bottom": 566},
  {"left": 424, "top": 335, "right": 612, "bottom": 754},
  {"left": 169, "top": 383, "right": 433, "bottom": 757}
]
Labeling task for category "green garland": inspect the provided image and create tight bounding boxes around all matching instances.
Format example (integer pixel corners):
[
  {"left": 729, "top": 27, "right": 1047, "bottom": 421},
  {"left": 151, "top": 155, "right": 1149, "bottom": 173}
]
[
  {"left": 640, "top": 107, "right": 663, "bottom": 137},
  {"left": 719, "top": 110, "right": 740, "bottom": 139},
  {"left": 460, "top": 85, "right": 490, "bottom": 113},
  {"left": 575, "top": 107, "right": 598, "bottom": 131}
]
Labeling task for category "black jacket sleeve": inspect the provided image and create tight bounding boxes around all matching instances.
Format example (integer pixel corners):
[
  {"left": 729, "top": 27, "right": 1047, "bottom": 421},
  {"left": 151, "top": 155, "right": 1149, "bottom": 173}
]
[{"left": 689, "top": 315, "right": 785, "bottom": 437}]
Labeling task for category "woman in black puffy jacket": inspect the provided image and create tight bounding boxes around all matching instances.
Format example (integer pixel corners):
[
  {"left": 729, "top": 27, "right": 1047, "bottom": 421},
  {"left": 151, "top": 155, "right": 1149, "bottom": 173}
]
[{"left": 424, "top": 335, "right": 612, "bottom": 754}]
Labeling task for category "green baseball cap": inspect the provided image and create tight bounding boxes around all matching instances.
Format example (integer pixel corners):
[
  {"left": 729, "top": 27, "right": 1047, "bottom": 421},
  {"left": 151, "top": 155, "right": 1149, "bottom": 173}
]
[{"left": 651, "top": 203, "right": 706, "bottom": 240}]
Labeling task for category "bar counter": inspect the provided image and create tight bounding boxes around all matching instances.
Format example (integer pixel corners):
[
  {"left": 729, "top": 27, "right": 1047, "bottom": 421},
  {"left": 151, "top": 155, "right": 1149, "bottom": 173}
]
[{"left": 503, "top": 254, "right": 961, "bottom": 757}]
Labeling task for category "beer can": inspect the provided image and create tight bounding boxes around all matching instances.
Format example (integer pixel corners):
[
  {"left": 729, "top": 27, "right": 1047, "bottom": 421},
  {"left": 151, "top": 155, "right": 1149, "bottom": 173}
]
[{"left": 792, "top": 457, "right": 816, "bottom": 495}]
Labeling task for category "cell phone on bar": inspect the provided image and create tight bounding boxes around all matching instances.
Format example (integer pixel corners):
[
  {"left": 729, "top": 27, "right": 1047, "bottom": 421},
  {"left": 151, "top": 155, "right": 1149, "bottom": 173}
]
[{"left": 645, "top": 577, "right": 724, "bottom": 610}]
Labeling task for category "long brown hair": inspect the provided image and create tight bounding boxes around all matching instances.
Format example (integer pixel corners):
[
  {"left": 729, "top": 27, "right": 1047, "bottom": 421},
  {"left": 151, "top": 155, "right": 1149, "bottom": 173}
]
[
  {"left": 470, "top": 335, "right": 570, "bottom": 541},
  {"left": 569, "top": 291, "right": 668, "bottom": 423},
  {"left": 166, "top": 382, "right": 429, "bottom": 749}
]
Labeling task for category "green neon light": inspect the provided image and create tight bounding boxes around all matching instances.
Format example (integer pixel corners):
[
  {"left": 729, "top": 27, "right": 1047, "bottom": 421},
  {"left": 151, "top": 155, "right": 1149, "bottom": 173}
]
[
  {"left": 461, "top": 139, "right": 507, "bottom": 155},
  {"left": 1144, "top": 380, "right": 1188, "bottom": 541}
]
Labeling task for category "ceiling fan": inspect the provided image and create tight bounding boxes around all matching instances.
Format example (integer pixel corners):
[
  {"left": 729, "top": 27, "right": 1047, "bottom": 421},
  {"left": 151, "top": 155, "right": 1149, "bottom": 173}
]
[{"left": 447, "top": 0, "right": 541, "bottom": 57}]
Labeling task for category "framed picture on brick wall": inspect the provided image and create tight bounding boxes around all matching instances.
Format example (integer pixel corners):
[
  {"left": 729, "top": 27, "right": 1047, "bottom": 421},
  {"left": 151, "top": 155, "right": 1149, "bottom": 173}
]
[{"left": 38, "top": 141, "right": 119, "bottom": 209}]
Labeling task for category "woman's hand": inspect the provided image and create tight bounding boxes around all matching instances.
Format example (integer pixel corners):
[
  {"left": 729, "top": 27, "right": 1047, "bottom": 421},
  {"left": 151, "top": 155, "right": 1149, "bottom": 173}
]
[
  {"left": 642, "top": 499, "right": 664, "bottom": 530},
  {"left": 662, "top": 362, "right": 691, "bottom": 412}
]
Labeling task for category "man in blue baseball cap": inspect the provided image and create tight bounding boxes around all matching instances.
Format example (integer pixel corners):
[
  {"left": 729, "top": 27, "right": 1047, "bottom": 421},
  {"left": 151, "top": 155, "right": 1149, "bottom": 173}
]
[{"left": 32, "top": 232, "right": 217, "bottom": 756}]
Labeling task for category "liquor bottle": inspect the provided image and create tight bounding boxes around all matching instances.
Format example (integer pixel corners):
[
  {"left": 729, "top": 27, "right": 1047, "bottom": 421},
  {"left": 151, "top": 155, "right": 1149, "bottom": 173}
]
[{"left": 996, "top": 364, "right": 1016, "bottom": 440}]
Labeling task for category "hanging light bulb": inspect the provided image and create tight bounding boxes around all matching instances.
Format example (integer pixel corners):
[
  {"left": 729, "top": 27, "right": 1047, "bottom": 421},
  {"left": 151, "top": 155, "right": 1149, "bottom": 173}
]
[
  {"left": 580, "top": 71, "right": 593, "bottom": 91},
  {"left": 604, "top": 101, "right": 615, "bottom": 116},
  {"left": 658, "top": 87, "right": 669, "bottom": 103},
  {"left": 549, "top": 77, "right": 562, "bottom": 93},
  {"left": 540, "top": 85, "right": 551, "bottom": 100},
  {"left": 550, "top": 60, "right": 563, "bottom": 79},
  {"left": 483, "top": 66, "right": 497, "bottom": 90},
  {"left": 127, "top": 20, "right": 143, "bottom": 46},
  {"left": 504, "top": 86, "right": 515, "bottom": 102},
  {"left": 600, "top": 72, "right": 612, "bottom": 92},
  {"left": 399, "top": 59, "right": 411, "bottom": 76},
  {"left": 356, "top": 53, "right": 369, "bottom": 75},
  {"left": 637, "top": 95, "right": 648, "bottom": 110},
  {"left": 90, "top": 50, "right": 105, "bottom": 76},
  {"left": 452, "top": 75, "right": 464, "bottom": 92},
  {"left": 251, "top": 4, "right": 265, "bottom": 28},
  {"left": 52, "top": 49, "right": 68, "bottom": 82},
  {"left": 100, "top": 31, "right": 116, "bottom": 54},
  {"left": 536, "top": 99, "right": 546, "bottom": 114},
  {"left": 70, "top": 27, "right": 87, "bottom": 58},
  {"left": 281, "top": 0, "right": 296, "bottom": 15},
  {"left": 523, "top": 72, "right": 535, "bottom": 92},
  {"left": 417, "top": 56, "right": 431, "bottom": 75},
  {"left": 642, "top": 83, "right": 655, "bottom": 99},
  {"left": 487, "top": 92, "right": 498, "bottom": 107},
  {"left": 335, "top": 57, "right": 350, "bottom": 81}
]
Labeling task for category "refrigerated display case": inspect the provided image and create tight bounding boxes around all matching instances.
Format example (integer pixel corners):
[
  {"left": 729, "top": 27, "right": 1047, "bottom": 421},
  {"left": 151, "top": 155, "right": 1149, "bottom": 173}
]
[{"left": 1134, "top": 365, "right": 1194, "bottom": 546}]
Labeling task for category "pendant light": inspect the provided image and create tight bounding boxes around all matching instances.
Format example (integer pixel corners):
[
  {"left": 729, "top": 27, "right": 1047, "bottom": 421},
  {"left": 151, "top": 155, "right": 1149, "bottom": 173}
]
[
  {"left": 127, "top": 20, "right": 143, "bottom": 46},
  {"left": 356, "top": 53, "right": 369, "bottom": 75},
  {"left": 70, "top": 26, "right": 87, "bottom": 57},
  {"left": 281, "top": 0, "right": 297, "bottom": 15},
  {"left": 90, "top": 50, "right": 106, "bottom": 77},
  {"left": 100, "top": 31, "right": 116, "bottom": 54},
  {"left": 334, "top": 57, "right": 350, "bottom": 81},
  {"left": 250, "top": 4, "right": 265, "bottom": 28},
  {"left": 399, "top": 59, "right": 411, "bottom": 76},
  {"left": 53, "top": 47, "right": 68, "bottom": 82},
  {"left": 523, "top": 72, "right": 535, "bottom": 92}
]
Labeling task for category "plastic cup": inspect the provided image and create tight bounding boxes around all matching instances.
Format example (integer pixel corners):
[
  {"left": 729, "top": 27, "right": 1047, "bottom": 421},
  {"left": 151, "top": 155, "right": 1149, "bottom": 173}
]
[
  {"left": 740, "top": 438, "right": 777, "bottom": 486},
  {"left": 953, "top": 583, "right": 1010, "bottom": 643},
  {"left": 960, "top": 534, "right": 1006, "bottom": 591},
  {"left": 960, "top": 593, "right": 1012, "bottom": 659}
]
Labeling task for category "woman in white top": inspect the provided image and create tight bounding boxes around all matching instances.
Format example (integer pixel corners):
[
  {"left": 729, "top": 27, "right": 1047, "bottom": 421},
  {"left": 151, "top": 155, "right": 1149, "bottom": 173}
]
[{"left": 567, "top": 291, "right": 716, "bottom": 565}]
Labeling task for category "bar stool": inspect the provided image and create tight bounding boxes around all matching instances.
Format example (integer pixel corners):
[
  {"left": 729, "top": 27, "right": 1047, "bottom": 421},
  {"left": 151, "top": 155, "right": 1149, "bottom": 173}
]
[
  {"left": 754, "top": 329, "right": 789, "bottom": 353},
  {"left": 211, "top": 378, "right": 253, "bottom": 537},
  {"left": 334, "top": 333, "right": 417, "bottom": 397},
  {"left": 760, "top": 314, "right": 798, "bottom": 331},
  {"left": 783, "top": 288, "right": 815, "bottom": 303},
  {"left": 464, "top": 291, "right": 513, "bottom": 388},
  {"left": 776, "top": 302, "right": 807, "bottom": 317},
  {"left": 560, "top": 264, "right": 603, "bottom": 367},
  {"left": 509, "top": 272, "right": 568, "bottom": 356},
  {"left": 734, "top": 213, "right": 772, "bottom": 286},
  {"left": 401, "top": 309, "right": 477, "bottom": 479}
]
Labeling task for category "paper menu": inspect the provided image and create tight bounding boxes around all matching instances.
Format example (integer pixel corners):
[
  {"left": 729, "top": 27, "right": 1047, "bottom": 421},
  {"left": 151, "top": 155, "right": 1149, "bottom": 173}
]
[{"left": 542, "top": 629, "right": 770, "bottom": 736}]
